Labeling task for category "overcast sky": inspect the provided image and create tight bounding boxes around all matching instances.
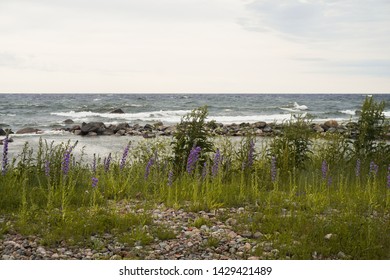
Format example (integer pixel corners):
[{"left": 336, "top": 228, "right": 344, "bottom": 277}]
[{"left": 0, "top": 0, "right": 389, "bottom": 93}]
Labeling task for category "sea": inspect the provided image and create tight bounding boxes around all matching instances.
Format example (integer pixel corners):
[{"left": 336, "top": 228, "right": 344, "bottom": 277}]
[{"left": 1, "top": 93, "right": 390, "bottom": 161}]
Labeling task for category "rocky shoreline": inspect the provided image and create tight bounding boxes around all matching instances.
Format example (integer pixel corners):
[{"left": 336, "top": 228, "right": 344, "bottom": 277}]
[
  {"left": 2, "top": 118, "right": 389, "bottom": 142},
  {"left": 0, "top": 202, "right": 349, "bottom": 260}
]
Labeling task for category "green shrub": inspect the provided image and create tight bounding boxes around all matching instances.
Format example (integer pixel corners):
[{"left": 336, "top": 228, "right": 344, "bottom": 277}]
[{"left": 171, "top": 106, "right": 213, "bottom": 173}]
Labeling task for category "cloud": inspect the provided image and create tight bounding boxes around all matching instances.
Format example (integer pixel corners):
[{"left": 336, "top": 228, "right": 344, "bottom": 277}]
[{"left": 243, "top": 0, "right": 390, "bottom": 42}]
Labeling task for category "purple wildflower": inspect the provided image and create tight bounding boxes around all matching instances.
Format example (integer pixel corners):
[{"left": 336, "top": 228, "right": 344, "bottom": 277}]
[
  {"left": 120, "top": 143, "right": 131, "bottom": 170},
  {"left": 271, "top": 156, "right": 277, "bottom": 182},
  {"left": 370, "top": 161, "right": 379, "bottom": 176},
  {"left": 327, "top": 176, "right": 332, "bottom": 187},
  {"left": 104, "top": 153, "right": 112, "bottom": 172},
  {"left": 92, "top": 154, "right": 97, "bottom": 174},
  {"left": 355, "top": 159, "right": 361, "bottom": 177},
  {"left": 187, "top": 146, "right": 201, "bottom": 174},
  {"left": 247, "top": 140, "right": 255, "bottom": 168},
  {"left": 168, "top": 170, "right": 173, "bottom": 186},
  {"left": 45, "top": 159, "right": 50, "bottom": 177},
  {"left": 212, "top": 149, "right": 221, "bottom": 177},
  {"left": 201, "top": 161, "right": 208, "bottom": 180},
  {"left": 387, "top": 165, "right": 390, "bottom": 189},
  {"left": 2, "top": 136, "right": 8, "bottom": 176},
  {"left": 322, "top": 160, "right": 328, "bottom": 180},
  {"left": 91, "top": 177, "right": 99, "bottom": 188},
  {"left": 62, "top": 148, "right": 71, "bottom": 176},
  {"left": 144, "top": 156, "right": 155, "bottom": 179}
]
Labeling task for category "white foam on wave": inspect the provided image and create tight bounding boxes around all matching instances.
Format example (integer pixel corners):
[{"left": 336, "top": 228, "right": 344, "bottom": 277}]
[
  {"left": 51, "top": 110, "right": 191, "bottom": 123},
  {"left": 340, "top": 110, "right": 356, "bottom": 115},
  {"left": 384, "top": 111, "right": 390, "bottom": 117},
  {"left": 208, "top": 113, "right": 307, "bottom": 124},
  {"left": 280, "top": 102, "right": 308, "bottom": 112}
]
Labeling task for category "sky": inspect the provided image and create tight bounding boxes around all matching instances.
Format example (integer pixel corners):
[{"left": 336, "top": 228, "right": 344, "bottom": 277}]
[{"left": 0, "top": 0, "right": 389, "bottom": 93}]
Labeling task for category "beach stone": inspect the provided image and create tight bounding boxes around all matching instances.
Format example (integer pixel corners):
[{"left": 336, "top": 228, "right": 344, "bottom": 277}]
[
  {"left": 253, "top": 121, "right": 267, "bottom": 129},
  {"left": 74, "top": 130, "right": 82, "bottom": 135},
  {"left": 63, "top": 119, "right": 74, "bottom": 124},
  {"left": 313, "top": 124, "right": 324, "bottom": 133},
  {"left": 115, "top": 123, "right": 130, "bottom": 132},
  {"left": 324, "top": 120, "right": 339, "bottom": 128},
  {"left": 263, "top": 126, "right": 273, "bottom": 133},
  {"left": 81, "top": 122, "right": 105, "bottom": 135},
  {"left": 153, "top": 122, "right": 164, "bottom": 129},
  {"left": 144, "top": 124, "right": 154, "bottom": 131},
  {"left": 110, "top": 108, "right": 125, "bottom": 114},
  {"left": 16, "top": 127, "right": 42, "bottom": 134},
  {"left": 88, "top": 132, "right": 98, "bottom": 136},
  {"left": 324, "top": 233, "right": 334, "bottom": 240}
]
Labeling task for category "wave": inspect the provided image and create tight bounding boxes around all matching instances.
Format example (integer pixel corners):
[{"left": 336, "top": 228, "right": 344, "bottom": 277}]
[
  {"left": 340, "top": 110, "right": 356, "bottom": 115},
  {"left": 280, "top": 102, "right": 308, "bottom": 112},
  {"left": 208, "top": 113, "right": 307, "bottom": 124},
  {"left": 50, "top": 110, "right": 191, "bottom": 123},
  {"left": 384, "top": 111, "right": 390, "bottom": 117}
]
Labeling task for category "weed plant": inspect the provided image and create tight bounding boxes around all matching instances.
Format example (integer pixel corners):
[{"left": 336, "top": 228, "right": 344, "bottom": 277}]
[{"left": 0, "top": 98, "right": 389, "bottom": 259}]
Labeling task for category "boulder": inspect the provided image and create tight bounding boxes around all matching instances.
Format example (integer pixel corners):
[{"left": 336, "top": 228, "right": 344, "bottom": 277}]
[
  {"left": 263, "top": 126, "right": 273, "bottom": 133},
  {"left": 324, "top": 120, "right": 339, "bottom": 128},
  {"left": 313, "top": 124, "right": 324, "bottom": 133},
  {"left": 115, "top": 123, "right": 130, "bottom": 133},
  {"left": 115, "top": 129, "right": 126, "bottom": 136},
  {"left": 87, "top": 132, "right": 98, "bottom": 136},
  {"left": 110, "top": 108, "right": 125, "bottom": 114},
  {"left": 80, "top": 122, "right": 106, "bottom": 135},
  {"left": 252, "top": 121, "right": 267, "bottom": 129},
  {"left": 16, "top": 127, "right": 42, "bottom": 134},
  {"left": 153, "top": 121, "right": 164, "bottom": 129},
  {"left": 63, "top": 119, "right": 74, "bottom": 124},
  {"left": 144, "top": 124, "right": 154, "bottom": 131}
]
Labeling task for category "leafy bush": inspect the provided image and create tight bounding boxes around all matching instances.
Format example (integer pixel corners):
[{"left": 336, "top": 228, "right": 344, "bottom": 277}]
[
  {"left": 171, "top": 106, "right": 213, "bottom": 173},
  {"left": 353, "top": 96, "right": 389, "bottom": 163}
]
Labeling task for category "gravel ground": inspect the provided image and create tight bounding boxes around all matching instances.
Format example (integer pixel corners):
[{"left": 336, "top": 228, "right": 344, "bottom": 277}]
[{"left": 0, "top": 203, "right": 273, "bottom": 260}]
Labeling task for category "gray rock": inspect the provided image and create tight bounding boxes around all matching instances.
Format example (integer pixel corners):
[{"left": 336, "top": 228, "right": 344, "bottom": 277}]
[
  {"left": 110, "top": 108, "right": 125, "bottom": 114},
  {"left": 16, "top": 127, "right": 42, "bottom": 134},
  {"left": 81, "top": 122, "right": 105, "bottom": 135},
  {"left": 63, "top": 119, "right": 74, "bottom": 124}
]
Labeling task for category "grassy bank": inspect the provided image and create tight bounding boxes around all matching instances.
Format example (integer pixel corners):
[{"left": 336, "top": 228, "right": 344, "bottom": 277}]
[{"left": 1, "top": 98, "right": 389, "bottom": 259}]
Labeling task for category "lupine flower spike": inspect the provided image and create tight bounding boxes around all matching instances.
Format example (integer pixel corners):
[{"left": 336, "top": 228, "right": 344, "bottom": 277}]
[
  {"left": 120, "top": 143, "right": 131, "bottom": 170},
  {"left": 322, "top": 160, "right": 328, "bottom": 180},
  {"left": 62, "top": 148, "right": 71, "bottom": 176},
  {"left": 2, "top": 136, "right": 8, "bottom": 176},
  {"left": 247, "top": 140, "right": 255, "bottom": 168},
  {"left": 104, "top": 153, "right": 112, "bottom": 172},
  {"left": 271, "top": 156, "right": 277, "bottom": 182},
  {"left": 167, "top": 170, "right": 173, "bottom": 186},
  {"left": 355, "top": 159, "right": 361, "bottom": 177},
  {"left": 212, "top": 149, "right": 221, "bottom": 177},
  {"left": 45, "top": 159, "right": 50, "bottom": 177},
  {"left": 92, "top": 177, "right": 99, "bottom": 188},
  {"left": 187, "top": 146, "right": 201, "bottom": 174},
  {"left": 145, "top": 156, "right": 155, "bottom": 179},
  {"left": 370, "top": 161, "right": 379, "bottom": 176}
]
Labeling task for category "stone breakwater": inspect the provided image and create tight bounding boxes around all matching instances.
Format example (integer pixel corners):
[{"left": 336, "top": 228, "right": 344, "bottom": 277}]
[{"left": 1, "top": 119, "right": 390, "bottom": 141}]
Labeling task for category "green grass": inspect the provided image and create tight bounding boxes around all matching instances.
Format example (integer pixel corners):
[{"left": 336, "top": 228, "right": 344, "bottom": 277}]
[{"left": 0, "top": 134, "right": 389, "bottom": 259}]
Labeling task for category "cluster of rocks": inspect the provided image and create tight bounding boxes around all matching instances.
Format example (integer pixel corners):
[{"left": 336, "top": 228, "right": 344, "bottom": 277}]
[{"left": 1, "top": 117, "right": 390, "bottom": 142}]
